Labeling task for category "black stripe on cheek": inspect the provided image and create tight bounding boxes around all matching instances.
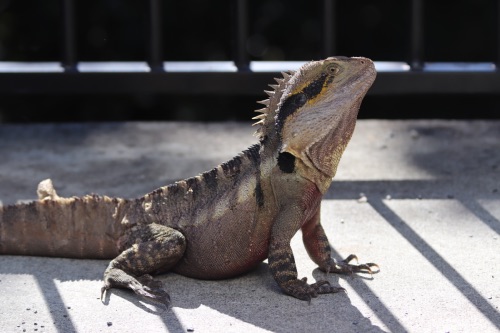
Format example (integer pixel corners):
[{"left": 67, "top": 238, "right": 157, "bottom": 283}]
[
  {"left": 275, "top": 73, "right": 328, "bottom": 132},
  {"left": 275, "top": 93, "right": 307, "bottom": 132},
  {"left": 302, "top": 73, "right": 327, "bottom": 99}
]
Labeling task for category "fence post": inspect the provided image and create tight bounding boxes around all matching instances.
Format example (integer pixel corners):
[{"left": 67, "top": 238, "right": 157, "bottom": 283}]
[
  {"left": 61, "top": 0, "right": 77, "bottom": 72},
  {"left": 411, "top": 0, "right": 424, "bottom": 70},
  {"left": 232, "top": 0, "right": 250, "bottom": 72},
  {"left": 322, "top": 0, "right": 337, "bottom": 58},
  {"left": 497, "top": 0, "right": 500, "bottom": 70},
  {"left": 148, "top": 0, "right": 163, "bottom": 72}
]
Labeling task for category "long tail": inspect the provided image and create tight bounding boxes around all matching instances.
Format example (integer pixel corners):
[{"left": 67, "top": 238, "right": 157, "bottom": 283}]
[{"left": 0, "top": 179, "right": 129, "bottom": 259}]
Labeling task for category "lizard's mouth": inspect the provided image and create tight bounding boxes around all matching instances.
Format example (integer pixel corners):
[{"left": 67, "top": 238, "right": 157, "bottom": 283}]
[{"left": 341, "top": 61, "right": 377, "bottom": 100}]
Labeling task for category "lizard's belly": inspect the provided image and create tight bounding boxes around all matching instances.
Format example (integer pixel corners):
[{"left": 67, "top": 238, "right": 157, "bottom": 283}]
[
  {"left": 173, "top": 252, "right": 267, "bottom": 280},
  {"left": 172, "top": 223, "right": 270, "bottom": 280}
]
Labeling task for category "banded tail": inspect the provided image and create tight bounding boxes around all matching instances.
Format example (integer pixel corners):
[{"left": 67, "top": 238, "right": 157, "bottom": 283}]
[{"left": 0, "top": 179, "right": 128, "bottom": 259}]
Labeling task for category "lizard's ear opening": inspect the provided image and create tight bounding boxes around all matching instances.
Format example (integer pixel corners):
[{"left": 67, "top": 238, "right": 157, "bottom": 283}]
[{"left": 277, "top": 152, "right": 295, "bottom": 173}]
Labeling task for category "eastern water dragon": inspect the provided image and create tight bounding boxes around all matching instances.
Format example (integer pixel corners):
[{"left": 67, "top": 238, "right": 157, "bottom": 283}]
[{"left": 0, "top": 56, "right": 378, "bottom": 306}]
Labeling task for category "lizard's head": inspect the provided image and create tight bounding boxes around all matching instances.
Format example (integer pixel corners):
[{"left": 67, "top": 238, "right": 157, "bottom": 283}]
[{"left": 275, "top": 56, "right": 376, "bottom": 182}]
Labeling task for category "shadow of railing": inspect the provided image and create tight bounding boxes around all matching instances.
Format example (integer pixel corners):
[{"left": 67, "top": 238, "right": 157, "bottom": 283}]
[{"left": 326, "top": 179, "right": 500, "bottom": 330}]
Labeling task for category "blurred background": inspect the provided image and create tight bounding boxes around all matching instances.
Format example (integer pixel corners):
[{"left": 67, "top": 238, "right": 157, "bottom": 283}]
[{"left": 0, "top": 0, "right": 499, "bottom": 123}]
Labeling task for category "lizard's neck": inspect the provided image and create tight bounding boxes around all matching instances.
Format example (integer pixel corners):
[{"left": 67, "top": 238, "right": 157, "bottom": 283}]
[{"left": 301, "top": 105, "right": 358, "bottom": 192}]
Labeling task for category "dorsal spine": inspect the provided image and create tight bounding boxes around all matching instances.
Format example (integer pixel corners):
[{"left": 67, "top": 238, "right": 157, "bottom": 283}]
[{"left": 252, "top": 71, "right": 295, "bottom": 141}]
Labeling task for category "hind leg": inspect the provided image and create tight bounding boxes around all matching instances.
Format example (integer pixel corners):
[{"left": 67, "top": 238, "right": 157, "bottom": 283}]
[{"left": 101, "top": 223, "right": 186, "bottom": 306}]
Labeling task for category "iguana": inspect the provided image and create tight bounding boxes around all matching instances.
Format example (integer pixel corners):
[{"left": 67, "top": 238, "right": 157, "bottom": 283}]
[{"left": 0, "top": 56, "right": 378, "bottom": 306}]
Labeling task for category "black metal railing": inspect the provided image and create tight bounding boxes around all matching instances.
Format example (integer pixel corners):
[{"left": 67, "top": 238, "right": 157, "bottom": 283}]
[{"left": 0, "top": 0, "right": 500, "bottom": 96}]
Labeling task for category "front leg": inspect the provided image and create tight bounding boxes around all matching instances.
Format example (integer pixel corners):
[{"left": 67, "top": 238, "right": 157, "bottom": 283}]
[
  {"left": 268, "top": 237, "right": 344, "bottom": 302},
  {"left": 301, "top": 209, "right": 379, "bottom": 275},
  {"left": 268, "top": 206, "right": 344, "bottom": 302}
]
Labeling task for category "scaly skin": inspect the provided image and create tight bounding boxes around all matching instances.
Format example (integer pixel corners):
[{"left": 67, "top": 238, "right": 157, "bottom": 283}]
[{"left": 0, "top": 57, "right": 378, "bottom": 306}]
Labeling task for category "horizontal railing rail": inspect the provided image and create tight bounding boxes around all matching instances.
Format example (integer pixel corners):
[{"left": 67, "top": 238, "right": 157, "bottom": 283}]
[
  {"left": 0, "top": 0, "right": 499, "bottom": 96},
  {"left": 0, "top": 61, "right": 499, "bottom": 95}
]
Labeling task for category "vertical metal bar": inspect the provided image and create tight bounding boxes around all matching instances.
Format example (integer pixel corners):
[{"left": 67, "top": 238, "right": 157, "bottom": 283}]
[
  {"left": 411, "top": 0, "right": 424, "bottom": 70},
  {"left": 322, "top": 0, "right": 336, "bottom": 57},
  {"left": 148, "top": 0, "right": 163, "bottom": 72},
  {"left": 61, "top": 0, "right": 77, "bottom": 72},
  {"left": 497, "top": 0, "right": 500, "bottom": 68},
  {"left": 232, "top": 0, "right": 250, "bottom": 71}
]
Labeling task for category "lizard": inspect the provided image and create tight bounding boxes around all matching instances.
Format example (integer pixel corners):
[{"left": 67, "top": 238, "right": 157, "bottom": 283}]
[{"left": 0, "top": 56, "right": 378, "bottom": 306}]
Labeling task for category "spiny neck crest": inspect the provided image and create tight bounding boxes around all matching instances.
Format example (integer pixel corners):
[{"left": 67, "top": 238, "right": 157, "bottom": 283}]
[{"left": 252, "top": 70, "right": 295, "bottom": 141}]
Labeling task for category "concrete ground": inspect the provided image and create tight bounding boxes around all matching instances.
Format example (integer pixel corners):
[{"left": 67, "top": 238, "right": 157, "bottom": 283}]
[{"left": 0, "top": 120, "right": 499, "bottom": 333}]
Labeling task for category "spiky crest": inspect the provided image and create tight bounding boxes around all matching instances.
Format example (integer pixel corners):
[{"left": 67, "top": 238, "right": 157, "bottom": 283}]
[{"left": 252, "top": 70, "right": 295, "bottom": 140}]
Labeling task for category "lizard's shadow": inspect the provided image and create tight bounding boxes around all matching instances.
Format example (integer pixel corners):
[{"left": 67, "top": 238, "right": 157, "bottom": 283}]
[
  {"left": 0, "top": 256, "right": 386, "bottom": 332},
  {"left": 129, "top": 262, "right": 387, "bottom": 333}
]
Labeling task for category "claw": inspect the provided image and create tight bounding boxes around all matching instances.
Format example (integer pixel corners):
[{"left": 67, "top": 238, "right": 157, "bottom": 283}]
[
  {"left": 342, "top": 254, "right": 359, "bottom": 264},
  {"left": 355, "top": 262, "right": 380, "bottom": 275},
  {"left": 357, "top": 264, "right": 374, "bottom": 275},
  {"left": 329, "top": 255, "right": 380, "bottom": 276},
  {"left": 100, "top": 286, "right": 108, "bottom": 301},
  {"left": 365, "top": 263, "right": 380, "bottom": 274}
]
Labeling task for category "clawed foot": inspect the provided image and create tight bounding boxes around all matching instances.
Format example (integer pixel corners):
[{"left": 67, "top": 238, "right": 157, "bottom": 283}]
[
  {"left": 328, "top": 254, "right": 379, "bottom": 275},
  {"left": 133, "top": 274, "right": 171, "bottom": 306},
  {"left": 282, "top": 277, "right": 346, "bottom": 303},
  {"left": 101, "top": 269, "right": 171, "bottom": 307}
]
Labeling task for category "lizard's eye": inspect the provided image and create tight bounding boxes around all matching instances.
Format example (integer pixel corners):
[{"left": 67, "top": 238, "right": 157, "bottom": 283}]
[{"left": 326, "top": 64, "right": 339, "bottom": 76}]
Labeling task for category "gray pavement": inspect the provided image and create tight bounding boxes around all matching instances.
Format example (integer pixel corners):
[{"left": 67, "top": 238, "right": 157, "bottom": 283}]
[{"left": 0, "top": 120, "right": 499, "bottom": 333}]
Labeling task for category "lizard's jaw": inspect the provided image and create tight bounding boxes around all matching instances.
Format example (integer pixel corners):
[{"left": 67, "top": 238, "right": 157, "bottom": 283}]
[{"left": 286, "top": 57, "right": 376, "bottom": 189}]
